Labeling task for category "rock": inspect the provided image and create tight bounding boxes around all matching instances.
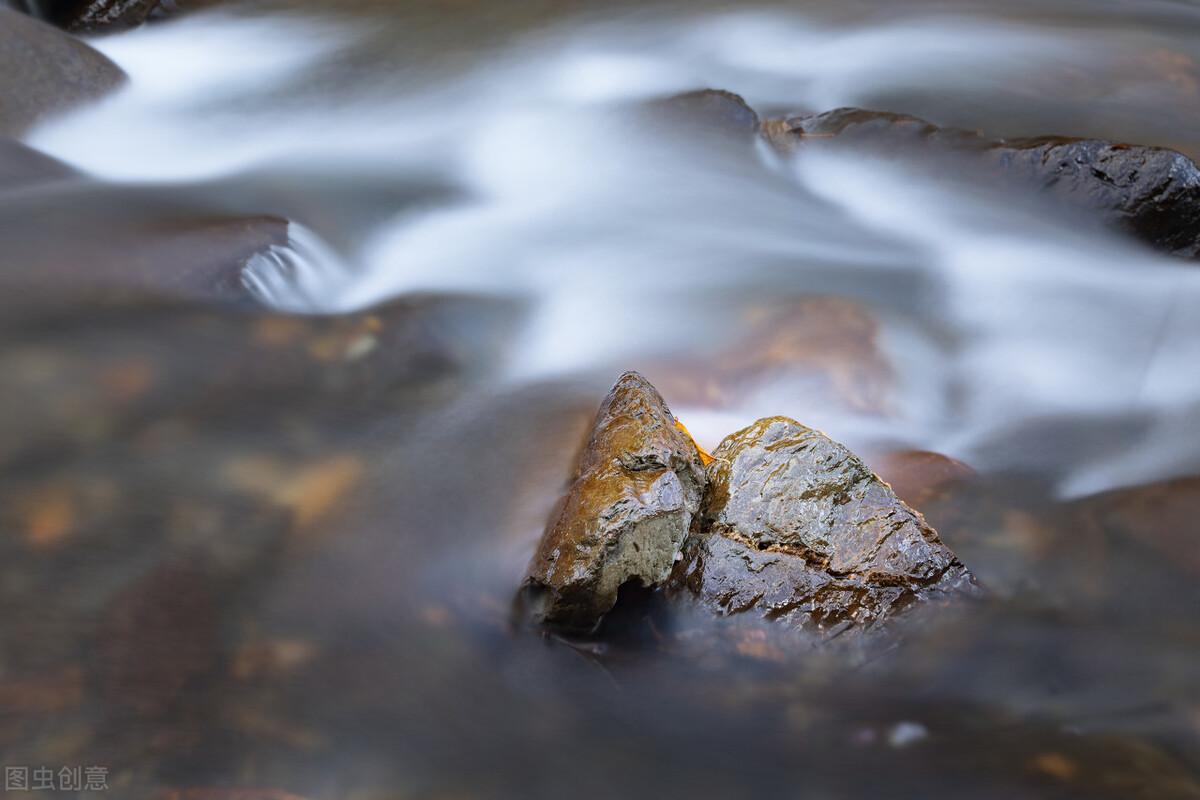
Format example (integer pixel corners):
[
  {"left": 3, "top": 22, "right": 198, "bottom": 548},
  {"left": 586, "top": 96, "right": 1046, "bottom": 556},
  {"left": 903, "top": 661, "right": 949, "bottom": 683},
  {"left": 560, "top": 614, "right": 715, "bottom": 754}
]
[
  {"left": 93, "top": 563, "right": 219, "bottom": 717},
  {"left": 31, "top": 0, "right": 159, "bottom": 32},
  {"left": 989, "top": 138, "right": 1200, "bottom": 259},
  {"left": 0, "top": 185, "right": 289, "bottom": 325},
  {"left": 670, "top": 417, "right": 977, "bottom": 633},
  {"left": 0, "top": 138, "right": 78, "bottom": 190},
  {"left": 521, "top": 371, "right": 707, "bottom": 632},
  {"left": 647, "top": 89, "right": 761, "bottom": 140},
  {"left": 867, "top": 449, "right": 977, "bottom": 512},
  {"left": 0, "top": 8, "right": 126, "bottom": 135},
  {"left": 1069, "top": 476, "right": 1200, "bottom": 578},
  {"left": 766, "top": 106, "right": 1200, "bottom": 259}
]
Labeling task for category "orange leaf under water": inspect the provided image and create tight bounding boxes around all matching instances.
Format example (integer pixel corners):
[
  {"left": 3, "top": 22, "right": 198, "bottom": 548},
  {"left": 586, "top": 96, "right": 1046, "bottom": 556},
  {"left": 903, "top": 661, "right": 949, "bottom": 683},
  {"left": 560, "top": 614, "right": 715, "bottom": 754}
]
[{"left": 674, "top": 418, "right": 715, "bottom": 466}]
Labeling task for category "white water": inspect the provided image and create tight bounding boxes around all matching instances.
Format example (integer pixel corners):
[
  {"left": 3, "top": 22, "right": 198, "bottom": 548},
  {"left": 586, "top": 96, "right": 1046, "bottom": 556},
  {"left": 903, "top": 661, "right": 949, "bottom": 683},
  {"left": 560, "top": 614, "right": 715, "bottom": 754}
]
[{"left": 27, "top": 5, "right": 1200, "bottom": 497}]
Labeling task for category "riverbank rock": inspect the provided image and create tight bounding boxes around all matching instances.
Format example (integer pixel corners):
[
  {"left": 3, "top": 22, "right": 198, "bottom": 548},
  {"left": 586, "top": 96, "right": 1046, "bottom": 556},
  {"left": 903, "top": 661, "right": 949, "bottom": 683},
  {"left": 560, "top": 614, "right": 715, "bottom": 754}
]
[
  {"left": 765, "top": 107, "right": 1200, "bottom": 259},
  {"left": 520, "top": 371, "right": 708, "bottom": 632},
  {"left": 670, "top": 417, "right": 978, "bottom": 634},
  {"left": 0, "top": 8, "right": 126, "bottom": 135}
]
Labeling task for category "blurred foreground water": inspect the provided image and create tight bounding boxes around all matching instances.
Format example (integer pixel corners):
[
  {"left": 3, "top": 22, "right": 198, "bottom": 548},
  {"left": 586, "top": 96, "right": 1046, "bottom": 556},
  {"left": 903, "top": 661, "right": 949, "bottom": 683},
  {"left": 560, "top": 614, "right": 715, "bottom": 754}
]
[{"left": 3, "top": 0, "right": 1200, "bottom": 797}]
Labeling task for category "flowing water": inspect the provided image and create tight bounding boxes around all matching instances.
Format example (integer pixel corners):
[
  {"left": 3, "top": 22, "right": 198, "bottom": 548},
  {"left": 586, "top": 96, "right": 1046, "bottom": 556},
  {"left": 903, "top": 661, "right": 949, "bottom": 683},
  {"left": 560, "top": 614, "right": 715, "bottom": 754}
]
[{"left": 5, "top": 1, "right": 1200, "bottom": 797}]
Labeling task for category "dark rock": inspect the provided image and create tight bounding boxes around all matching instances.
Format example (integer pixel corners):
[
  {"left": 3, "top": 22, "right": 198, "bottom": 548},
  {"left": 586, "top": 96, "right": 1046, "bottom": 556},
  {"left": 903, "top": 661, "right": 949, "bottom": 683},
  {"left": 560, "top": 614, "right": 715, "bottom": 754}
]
[
  {"left": 32, "top": 0, "right": 159, "bottom": 32},
  {"left": 767, "top": 106, "right": 1200, "bottom": 259},
  {"left": 0, "top": 8, "right": 126, "bottom": 135},
  {"left": 521, "top": 371, "right": 707, "bottom": 632},
  {"left": 670, "top": 417, "right": 977, "bottom": 634},
  {"left": 93, "top": 563, "right": 219, "bottom": 717},
  {"left": 989, "top": 138, "right": 1200, "bottom": 259},
  {"left": 648, "top": 89, "right": 761, "bottom": 140}
]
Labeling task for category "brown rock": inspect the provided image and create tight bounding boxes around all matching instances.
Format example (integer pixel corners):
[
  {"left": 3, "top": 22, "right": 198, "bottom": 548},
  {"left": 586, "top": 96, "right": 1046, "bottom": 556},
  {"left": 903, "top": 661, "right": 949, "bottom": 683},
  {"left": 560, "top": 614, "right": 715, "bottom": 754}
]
[
  {"left": 671, "top": 417, "right": 977, "bottom": 633},
  {"left": 93, "top": 564, "right": 219, "bottom": 716},
  {"left": 867, "top": 449, "right": 977, "bottom": 512},
  {"left": 1069, "top": 475, "right": 1200, "bottom": 578},
  {"left": 521, "top": 371, "right": 707, "bottom": 632}
]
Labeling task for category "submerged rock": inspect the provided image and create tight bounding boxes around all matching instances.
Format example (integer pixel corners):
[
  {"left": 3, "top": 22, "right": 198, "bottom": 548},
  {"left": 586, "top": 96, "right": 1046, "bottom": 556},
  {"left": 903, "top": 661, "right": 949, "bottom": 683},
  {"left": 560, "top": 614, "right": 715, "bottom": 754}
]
[
  {"left": 521, "top": 371, "right": 707, "bottom": 632},
  {"left": 766, "top": 106, "right": 1200, "bottom": 259},
  {"left": 0, "top": 7, "right": 126, "bottom": 135},
  {"left": 670, "top": 417, "right": 977, "bottom": 634}
]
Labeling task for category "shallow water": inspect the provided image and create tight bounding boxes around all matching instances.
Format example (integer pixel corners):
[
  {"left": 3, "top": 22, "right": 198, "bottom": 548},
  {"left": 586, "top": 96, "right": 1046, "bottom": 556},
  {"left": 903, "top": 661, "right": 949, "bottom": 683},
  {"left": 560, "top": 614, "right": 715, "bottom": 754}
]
[{"left": 4, "top": 1, "right": 1200, "bottom": 797}]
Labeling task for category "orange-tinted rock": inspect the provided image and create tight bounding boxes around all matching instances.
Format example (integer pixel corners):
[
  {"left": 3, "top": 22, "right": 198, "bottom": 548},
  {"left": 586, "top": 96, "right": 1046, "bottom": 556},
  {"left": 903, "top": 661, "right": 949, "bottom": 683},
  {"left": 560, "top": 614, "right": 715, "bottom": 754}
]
[
  {"left": 521, "top": 372, "right": 707, "bottom": 632},
  {"left": 671, "top": 417, "right": 977, "bottom": 633},
  {"left": 868, "top": 449, "right": 977, "bottom": 512}
]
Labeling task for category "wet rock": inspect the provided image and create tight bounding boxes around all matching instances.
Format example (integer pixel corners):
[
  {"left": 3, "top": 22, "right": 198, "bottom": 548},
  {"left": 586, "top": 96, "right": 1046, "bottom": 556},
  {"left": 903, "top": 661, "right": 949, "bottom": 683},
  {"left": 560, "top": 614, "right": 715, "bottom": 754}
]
[
  {"left": 521, "top": 371, "right": 707, "bottom": 632},
  {"left": 93, "top": 564, "right": 219, "bottom": 717},
  {"left": 0, "top": 292, "right": 520, "bottom": 467},
  {"left": 671, "top": 417, "right": 977, "bottom": 633},
  {"left": 0, "top": 138, "right": 78, "bottom": 190},
  {"left": 0, "top": 185, "right": 289, "bottom": 325},
  {"left": 766, "top": 106, "right": 1200, "bottom": 259},
  {"left": 647, "top": 89, "right": 761, "bottom": 140},
  {"left": 0, "top": 8, "right": 126, "bottom": 135},
  {"left": 990, "top": 138, "right": 1200, "bottom": 259},
  {"left": 867, "top": 449, "right": 977, "bottom": 512},
  {"left": 1069, "top": 475, "right": 1200, "bottom": 578},
  {"left": 31, "top": 0, "right": 160, "bottom": 32}
]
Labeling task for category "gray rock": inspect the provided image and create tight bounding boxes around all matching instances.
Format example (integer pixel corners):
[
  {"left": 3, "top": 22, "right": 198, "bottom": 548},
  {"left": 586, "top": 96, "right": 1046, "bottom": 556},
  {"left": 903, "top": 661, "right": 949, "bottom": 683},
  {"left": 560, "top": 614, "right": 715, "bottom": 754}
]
[
  {"left": 670, "top": 416, "right": 977, "bottom": 634},
  {"left": 0, "top": 7, "right": 126, "bottom": 135},
  {"left": 521, "top": 371, "right": 707, "bottom": 633},
  {"left": 0, "top": 138, "right": 77, "bottom": 190}
]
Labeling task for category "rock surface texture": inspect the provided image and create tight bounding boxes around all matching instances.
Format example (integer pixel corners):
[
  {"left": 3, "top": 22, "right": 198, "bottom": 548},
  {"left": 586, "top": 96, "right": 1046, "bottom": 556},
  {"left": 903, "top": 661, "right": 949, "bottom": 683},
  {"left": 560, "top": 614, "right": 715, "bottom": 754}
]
[
  {"left": 30, "top": 0, "right": 160, "bottom": 32},
  {"left": 521, "top": 374, "right": 976, "bottom": 637},
  {"left": 0, "top": 7, "right": 126, "bottom": 135},
  {"left": 522, "top": 372, "right": 707, "bottom": 632},
  {"left": 767, "top": 107, "right": 1200, "bottom": 259},
  {"left": 670, "top": 417, "right": 977, "bottom": 633}
]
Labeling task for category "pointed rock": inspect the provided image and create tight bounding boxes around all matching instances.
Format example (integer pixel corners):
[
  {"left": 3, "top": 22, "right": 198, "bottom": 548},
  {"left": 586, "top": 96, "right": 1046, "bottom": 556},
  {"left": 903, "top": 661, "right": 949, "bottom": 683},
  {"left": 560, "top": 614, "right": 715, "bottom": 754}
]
[
  {"left": 671, "top": 417, "right": 977, "bottom": 633},
  {"left": 521, "top": 372, "right": 707, "bottom": 632}
]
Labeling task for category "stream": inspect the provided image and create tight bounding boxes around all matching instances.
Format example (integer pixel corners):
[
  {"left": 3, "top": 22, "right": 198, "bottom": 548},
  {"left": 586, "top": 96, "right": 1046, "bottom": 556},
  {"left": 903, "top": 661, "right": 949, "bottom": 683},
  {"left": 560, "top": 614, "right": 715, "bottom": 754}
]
[{"left": 4, "top": 1, "right": 1200, "bottom": 797}]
